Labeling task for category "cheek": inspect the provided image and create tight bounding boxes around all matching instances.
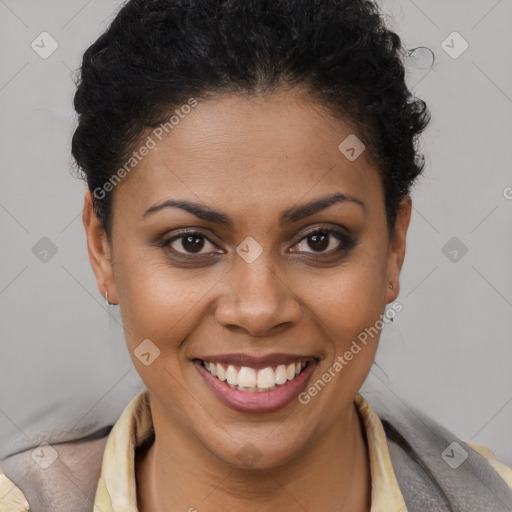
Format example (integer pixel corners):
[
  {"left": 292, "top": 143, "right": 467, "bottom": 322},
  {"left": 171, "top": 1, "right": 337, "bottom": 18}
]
[
  {"left": 299, "top": 256, "right": 387, "bottom": 341},
  {"left": 295, "top": 260, "right": 387, "bottom": 395},
  {"left": 114, "top": 251, "right": 223, "bottom": 359},
  {"left": 287, "top": 262, "right": 386, "bottom": 426}
]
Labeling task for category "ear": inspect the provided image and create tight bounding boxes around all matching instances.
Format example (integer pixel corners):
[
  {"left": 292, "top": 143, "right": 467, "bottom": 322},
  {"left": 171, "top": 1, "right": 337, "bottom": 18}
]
[
  {"left": 82, "top": 190, "right": 118, "bottom": 304},
  {"left": 386, "top": 195, "right": 412, "bottom": 303}
]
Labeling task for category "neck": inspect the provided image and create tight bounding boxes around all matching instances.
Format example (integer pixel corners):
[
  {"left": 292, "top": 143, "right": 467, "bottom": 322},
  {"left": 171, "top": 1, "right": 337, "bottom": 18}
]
[{"left": 136, "top": 402, "right": 371, "bottom": 512}]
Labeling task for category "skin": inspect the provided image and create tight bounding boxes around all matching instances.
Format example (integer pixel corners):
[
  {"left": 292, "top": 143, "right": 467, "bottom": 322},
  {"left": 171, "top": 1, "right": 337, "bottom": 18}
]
[{"left": 83, "top": 89, "right": 411, "bottom": 511}]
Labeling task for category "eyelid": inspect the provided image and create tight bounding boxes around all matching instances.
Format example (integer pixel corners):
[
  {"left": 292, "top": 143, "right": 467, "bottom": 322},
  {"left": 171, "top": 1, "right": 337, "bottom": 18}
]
[{"left": 295, "top": 225, "right": 350, "bottom": 240}]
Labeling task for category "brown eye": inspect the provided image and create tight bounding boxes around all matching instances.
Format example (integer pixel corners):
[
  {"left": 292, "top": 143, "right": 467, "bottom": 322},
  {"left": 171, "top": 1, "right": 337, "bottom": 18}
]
[
  {"left": 307, "top": 231, "right": 329, "bottom": 251},
  {"left": 290, "top": 228, "right": 356, "bottom": 255},
  {"left": 179, "top": 234, "right": 206, "bottom": 253},
  {"left": 162, "top": 231, "right": 221, "bottom": 256}
]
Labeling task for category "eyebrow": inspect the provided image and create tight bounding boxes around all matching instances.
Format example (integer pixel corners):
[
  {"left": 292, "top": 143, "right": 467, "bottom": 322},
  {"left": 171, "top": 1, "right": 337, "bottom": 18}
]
[{"left": 142, "top": 192, "right": 365, "bottom": 227}]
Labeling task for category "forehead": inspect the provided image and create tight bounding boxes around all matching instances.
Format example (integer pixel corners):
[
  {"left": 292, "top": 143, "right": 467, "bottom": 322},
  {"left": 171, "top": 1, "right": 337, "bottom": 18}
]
[{"left": 112, "top": 91, "right": 383, "bottom": 221}]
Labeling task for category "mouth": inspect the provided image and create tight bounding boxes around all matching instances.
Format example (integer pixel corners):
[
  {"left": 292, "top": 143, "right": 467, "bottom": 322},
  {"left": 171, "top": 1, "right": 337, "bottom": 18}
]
[{"left": 193, "top": 354, "right": 319, "bottom": 413}]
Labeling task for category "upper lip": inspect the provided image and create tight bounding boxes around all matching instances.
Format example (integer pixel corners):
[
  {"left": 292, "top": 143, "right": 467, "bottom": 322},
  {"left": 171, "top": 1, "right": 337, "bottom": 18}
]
[{"left": 195, "top": 353, "right": 319, "bottom": 369}]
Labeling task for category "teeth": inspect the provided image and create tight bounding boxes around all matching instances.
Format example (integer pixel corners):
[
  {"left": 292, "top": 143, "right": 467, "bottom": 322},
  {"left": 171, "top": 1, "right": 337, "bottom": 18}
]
[
  {"left": 217, "top": 364, "right": 226, "bottom": 381},
  {"left": 202, "top": 360, "right": 309, "bottom": 392},
  {"left": 257, "top": 367, "right": 276, "bottom": 388},
  {"left": 237, "top": 367, "right": 257, "bottom": 388},
  {"left": 226, "top": 365, "right": 238, "bottom": 386},
  {"left": 274, "top": 365, "right": 287, "bottom": 385}
]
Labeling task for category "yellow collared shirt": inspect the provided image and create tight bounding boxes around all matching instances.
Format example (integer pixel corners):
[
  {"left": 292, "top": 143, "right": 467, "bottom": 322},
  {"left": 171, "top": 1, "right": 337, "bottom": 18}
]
[{"left": 1, "top": 389, "right": 511, "bottom": 512}]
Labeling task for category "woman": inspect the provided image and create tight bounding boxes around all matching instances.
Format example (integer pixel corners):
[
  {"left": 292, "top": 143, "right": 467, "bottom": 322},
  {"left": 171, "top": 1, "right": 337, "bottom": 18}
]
[{"left": 1, "top": 0, "right": 511, "bottom": 511}]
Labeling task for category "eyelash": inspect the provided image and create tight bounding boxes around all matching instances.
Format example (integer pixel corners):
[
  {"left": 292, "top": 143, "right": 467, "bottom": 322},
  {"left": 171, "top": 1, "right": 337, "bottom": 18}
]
[{"left": 159, "top": 227, "right": 357, "bottom": 260}]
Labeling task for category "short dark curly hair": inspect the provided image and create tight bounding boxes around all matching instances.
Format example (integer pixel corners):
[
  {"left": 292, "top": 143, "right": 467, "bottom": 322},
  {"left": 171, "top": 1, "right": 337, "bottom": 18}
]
[{"left": 71, "top": 0, "right": 431, "bottom": 242}]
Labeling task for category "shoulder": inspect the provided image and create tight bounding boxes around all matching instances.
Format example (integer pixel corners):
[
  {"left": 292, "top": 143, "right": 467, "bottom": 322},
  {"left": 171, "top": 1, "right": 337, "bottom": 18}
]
[
  {"left": 0, "top": 433, "right": 109, "bottom": 512},
  {"left": 466, "top": 441, "right": 512, "bottom": 490},
  {"left": 364, "top": 391, "right": 512, "bottom": 508}
]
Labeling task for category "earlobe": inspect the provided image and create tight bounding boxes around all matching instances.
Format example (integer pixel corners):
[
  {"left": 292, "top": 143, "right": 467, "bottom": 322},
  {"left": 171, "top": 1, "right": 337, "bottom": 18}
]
[{"left": 82, "top": 190, "right": 117, "bottom": 303}]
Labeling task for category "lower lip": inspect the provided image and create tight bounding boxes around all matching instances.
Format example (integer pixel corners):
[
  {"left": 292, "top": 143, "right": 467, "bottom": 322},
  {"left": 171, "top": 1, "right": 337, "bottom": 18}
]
[{"left": 194, "top": 359, "right": 318, "bottom": 414}]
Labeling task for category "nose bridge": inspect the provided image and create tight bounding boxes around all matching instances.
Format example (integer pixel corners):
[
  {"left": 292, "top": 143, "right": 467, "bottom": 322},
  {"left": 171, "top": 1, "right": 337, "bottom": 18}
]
[
  {"left": 236, "top": 246, "right": 281, "bottom": 296},
  {"left": 216, "top": 242, "right": 302, "bottom": 334},
  {"left": 233, "top": 236, "right": 285, "bottom": 301}
]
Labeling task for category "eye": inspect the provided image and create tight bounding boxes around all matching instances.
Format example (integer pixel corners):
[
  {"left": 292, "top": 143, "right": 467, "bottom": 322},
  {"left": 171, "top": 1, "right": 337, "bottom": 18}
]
[
  {"left": 290, "top": 228, "right": 356, "bottom": 255},
  {"left": 160, "top": 227, "right": 356, "bottom": 259},
  {"left": 161, "top": 230, "right": 222, "bottom": 257}
]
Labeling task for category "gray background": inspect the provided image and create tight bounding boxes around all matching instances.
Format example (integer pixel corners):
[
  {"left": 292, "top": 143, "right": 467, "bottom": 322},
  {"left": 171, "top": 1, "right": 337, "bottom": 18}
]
[{"left": 1, "top": 0, "right": 511, "bottom": 467}]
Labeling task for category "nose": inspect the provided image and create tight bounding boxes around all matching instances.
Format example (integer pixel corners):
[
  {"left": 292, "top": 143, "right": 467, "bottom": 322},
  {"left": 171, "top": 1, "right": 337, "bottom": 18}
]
[{"left": 215, "top": 255, "right": 303, "bottom": 338}]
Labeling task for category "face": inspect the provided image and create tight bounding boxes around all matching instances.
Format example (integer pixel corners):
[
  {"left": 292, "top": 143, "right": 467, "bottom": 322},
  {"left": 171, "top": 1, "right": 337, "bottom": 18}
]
[{"left": 83, "top": 89, "right": 411, "bottom": 469}]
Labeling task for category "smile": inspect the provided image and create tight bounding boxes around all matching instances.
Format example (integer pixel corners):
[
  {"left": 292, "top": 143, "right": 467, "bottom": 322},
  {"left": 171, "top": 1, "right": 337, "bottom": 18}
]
[{"left": 194, "top": 355, "right": 319, "bottom": 413}]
